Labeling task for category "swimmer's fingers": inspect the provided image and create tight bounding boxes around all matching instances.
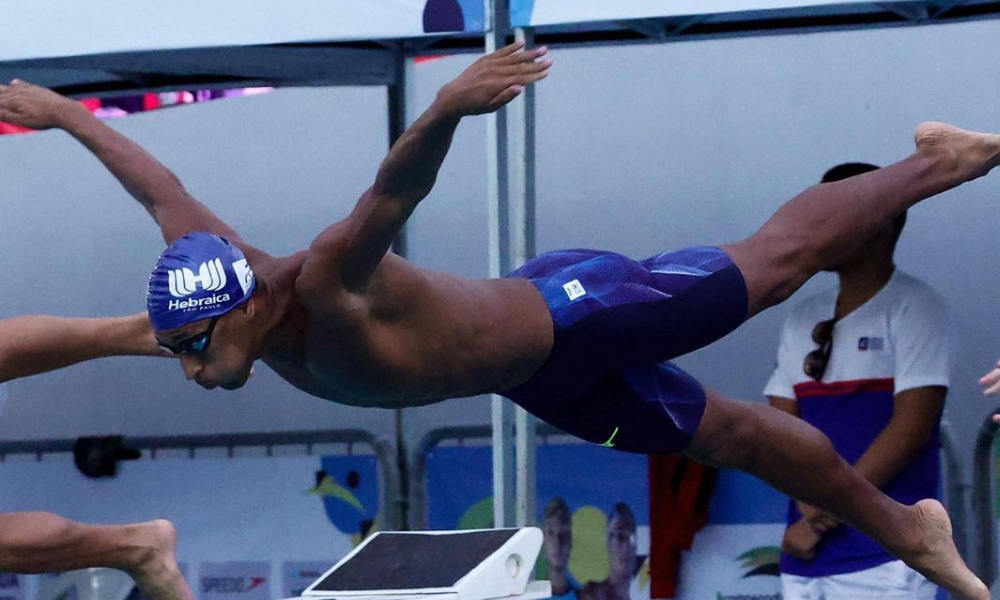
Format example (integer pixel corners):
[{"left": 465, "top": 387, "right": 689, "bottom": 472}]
[
  {"left": 0, "top": 80, "right": 78, "bottom": 130},
  {"left": 499, "top": 44, "right": 548, "bottom": 65},
  {"left": 498, "top": 60, "right": 553, "bottom": 84},
  {"left": 438, "top": 43, "right": 550, "bottom": 117},
  {"left": 491, "top": 41, "right": 526, "bottom": 59},
  {"left": 983, "top": 377, "right": 1000, "bottom": 396},
  {"left": 0, "top": 105, "right": 23, "bottom": 128},
  {"left": 484, "top": 85, "right": 525, "bottom": 112},
  {"left": 980, "top": 362, "right": 1000, "bottom": 395}
]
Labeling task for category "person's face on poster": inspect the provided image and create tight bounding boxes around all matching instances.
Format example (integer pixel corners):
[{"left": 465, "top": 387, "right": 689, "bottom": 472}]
[
  {"left": 606, "top": 511, "right": 637, "bottom": 582},
  {"left": 544, "top": 514, "right": 572, "bottom": 571}
]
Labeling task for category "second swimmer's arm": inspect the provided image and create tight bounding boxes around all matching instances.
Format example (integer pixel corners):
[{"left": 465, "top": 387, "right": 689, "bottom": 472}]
[{"left": 0, "top": 313, "right": 169, "bottom": 384}]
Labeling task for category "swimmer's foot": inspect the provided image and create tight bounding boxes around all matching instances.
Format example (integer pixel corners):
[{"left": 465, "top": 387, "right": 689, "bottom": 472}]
[
  {"left": 126, "top": 520, "right": 194, "bottom": 600},
  {"left": 915, "top": 121, "right": 1000, "bottom": 183},
  {"left": 894, "top": 500, "right": 988, "bottom": 600}
]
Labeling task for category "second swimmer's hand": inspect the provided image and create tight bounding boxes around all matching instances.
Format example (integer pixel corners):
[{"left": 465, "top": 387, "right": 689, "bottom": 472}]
[
  {"left": 435, "top": 41, "right": 551, "bottom": 118},
  {"left": 980, "top": 358, "right": 1000, "bottom": 398},
  {"left": 0, "top": 79, "right": 86, "bottom": 130}
]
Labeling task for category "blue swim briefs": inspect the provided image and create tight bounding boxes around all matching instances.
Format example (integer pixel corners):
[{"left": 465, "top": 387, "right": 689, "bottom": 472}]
[{"left": 502, "top": 246, "right": 748, "bottom": 454}]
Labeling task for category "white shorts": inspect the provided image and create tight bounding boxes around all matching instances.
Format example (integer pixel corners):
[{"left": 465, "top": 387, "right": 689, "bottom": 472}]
[{"left": 781, "top": 560, "right": 937, "bottom": 600}]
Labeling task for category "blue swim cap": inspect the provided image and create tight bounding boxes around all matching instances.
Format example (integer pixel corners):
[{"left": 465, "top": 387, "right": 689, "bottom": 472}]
[{"left": 146, "top": 232, "right": 256, "bottom": 332}]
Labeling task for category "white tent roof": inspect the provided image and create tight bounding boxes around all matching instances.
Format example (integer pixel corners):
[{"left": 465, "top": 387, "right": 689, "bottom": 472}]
[
  {"left": 2, "top": 0, "right": 473, "bottom": 62},
  {"left": 0, "top": 0, "right": 479, "bottom": 93}
]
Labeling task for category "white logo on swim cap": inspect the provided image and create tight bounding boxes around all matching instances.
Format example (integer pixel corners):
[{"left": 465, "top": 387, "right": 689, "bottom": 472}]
[
  {"left": 167, "top": 258, "right": 228, "bottom": 298},
  {"left": 232, "top": 259, "right": 254, "bottom": 295}
]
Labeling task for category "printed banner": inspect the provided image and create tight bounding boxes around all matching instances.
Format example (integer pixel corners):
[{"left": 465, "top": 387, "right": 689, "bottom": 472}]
[
  {"left": 429, "top": 444, "right": 652, "bottom": 600},
  {"left": 199, "top": 562, "right": 271, "bottom": 600},
  {"left": 282, "top": 562, "right": 332, "bottom": 598},
  {"left": 512, "top": 0, "right": 918, "bottom": 27},
  {"left": 0, "top": 453, "right": 380, "bottom": 599},
  {"left": 427, "top": 443, "right": 787, "bottom": 600}
]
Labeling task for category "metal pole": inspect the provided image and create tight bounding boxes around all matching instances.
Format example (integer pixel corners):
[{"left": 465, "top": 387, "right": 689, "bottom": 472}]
[
  {"left": 940, "top": 420, "right": 969, "bottom": 561},
  {"left": 486, "top": 0, "right": 516, "bottom": 529},
  {"left": 510, "top": 25, "right": 538, "bottom": 528},
  {"left": 388, "top": 45, "right": 412, "bottom": 259},
  {"left": 972, "top": 409, "right": 1000, "bottom": 584},
  {"left": 387, "top": 44, "right": 415, "bottom": 530}
]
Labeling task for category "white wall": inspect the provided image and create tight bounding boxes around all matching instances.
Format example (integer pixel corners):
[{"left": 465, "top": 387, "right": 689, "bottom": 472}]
[
  {"left": 2, "top": 18, "right": 1000, "bottom": 477},
  {"left": 0, "top": 86, "right": 397, "bottom": 439}
]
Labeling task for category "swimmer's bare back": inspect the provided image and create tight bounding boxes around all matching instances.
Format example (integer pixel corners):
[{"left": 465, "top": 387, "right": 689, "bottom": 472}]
[{"left": 267, "top": 252, "right": 554, "bottom": 406}]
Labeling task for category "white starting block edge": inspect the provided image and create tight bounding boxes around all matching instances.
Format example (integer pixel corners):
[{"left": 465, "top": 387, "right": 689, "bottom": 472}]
[
  {"left": 299, "top": 528, "right": 550, "bottom": 600},
  {"left": 296, "top": 581, "right": 553, "bottom": 600}
]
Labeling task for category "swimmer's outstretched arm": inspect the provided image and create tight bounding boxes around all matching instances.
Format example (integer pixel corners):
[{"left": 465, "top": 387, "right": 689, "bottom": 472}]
[
  {"left": 299, "top": 42, "right": 551, "bottom": 292},
  {"left": 0, "top": 313, "right": 168, "bottom": 384},
  {"left": 0, "top": 80, "right": 248, "bottom": 249}
]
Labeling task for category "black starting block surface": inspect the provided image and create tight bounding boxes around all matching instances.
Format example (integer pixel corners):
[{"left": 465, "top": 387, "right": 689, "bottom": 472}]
[{"left": 312, "top": 530, "right": 520, "bottom": 591}]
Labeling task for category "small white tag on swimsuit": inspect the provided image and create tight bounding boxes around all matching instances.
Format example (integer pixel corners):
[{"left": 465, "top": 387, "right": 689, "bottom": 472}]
[{"left": 563, "top": 279, "right": 587, "bottom": 300}]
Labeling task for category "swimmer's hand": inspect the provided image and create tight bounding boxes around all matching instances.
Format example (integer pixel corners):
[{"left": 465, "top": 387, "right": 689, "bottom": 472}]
[
  {"left": 0, "top": 80, "right": 85, "bottom": 130},
  {"left": 435, "top": 41, "right": 551, "bottom": 118},
  {"left": 978, "top": 360, "right": 1000, "bottom": 423},
  {"left": 979, "top": 359, "right": 1000, "bottom": 396}
]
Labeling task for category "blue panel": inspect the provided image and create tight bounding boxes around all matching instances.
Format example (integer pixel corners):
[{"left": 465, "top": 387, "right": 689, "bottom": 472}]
[
  {"left": 457, "top": 0, "right": 485, "bottom": 31},
  {"left": 427, "top": 445, "right": 648, "bottom": 528},
  {"left": 423, "top": 0, "right": 485, "bottom": 33},
  {"left": 537, "top": 445, "right": 649, "bottom": 524},
  {"left": 707, "top": 469, "right": 786, "bottom": 525},
  {"left": 510, "top": 0, "right": 537, "bottom": 27},
  {"left": 318, "top": 455, "right": 380, "bottom": 534}
]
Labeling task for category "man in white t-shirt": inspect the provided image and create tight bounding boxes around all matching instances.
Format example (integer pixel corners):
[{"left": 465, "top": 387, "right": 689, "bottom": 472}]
[{"left": 765, "top": 162, "right": 951, "bottom": 600}]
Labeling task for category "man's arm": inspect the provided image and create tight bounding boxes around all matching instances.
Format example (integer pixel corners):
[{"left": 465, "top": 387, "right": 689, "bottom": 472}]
[
  {"left": 299, "top": 42, "right": 551, "bottom": 294},
  {"left": 0, "top": 313, "right": 168, "bottom": 384},
  {"left": 852, "top": 290, "right": 950, "bottom": 492},
  {"left": 768, "top": 395, "right": 800, "bottom": 417},
  {"left": 768, "top": 395, "right": 832, "bottom": 547},
  {"left": 0, "top": 80, "right": 252, "bottom": 251},
  {"left": 852, "top": 386, "right": 945, "bottom": 487}
]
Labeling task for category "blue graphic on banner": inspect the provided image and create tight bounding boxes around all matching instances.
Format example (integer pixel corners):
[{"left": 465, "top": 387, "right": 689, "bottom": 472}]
[
  {"left": 314, "top": 456, "right": 379, "bottom": 535},
  {"left": 424, "top": 442, "right": 790, "bottom": 600},
  {"left": 456, "top": 0, "right": 485, "bottom": 30},
  {"left": 427, "top": 445, "right": 648, "bottom": 529},
  {"left": 510, "top": 0, "right": 537, "bottom": 27},
  {"left": 708, "top": 470, "right": 785, "bottom": 525},
  {"left": 423, "top": 0, "right": 484, "bottom": 32}
]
